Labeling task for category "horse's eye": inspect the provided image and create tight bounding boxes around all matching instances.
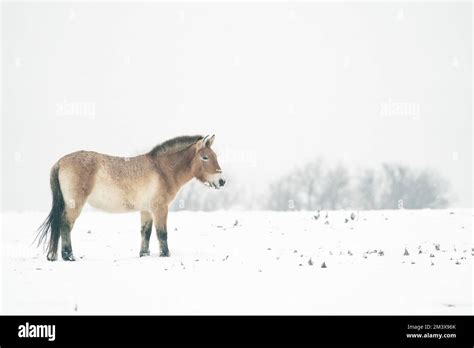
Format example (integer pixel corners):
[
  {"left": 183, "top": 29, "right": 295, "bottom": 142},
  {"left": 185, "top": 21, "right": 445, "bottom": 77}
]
[{"left": 201, "top": 156, "right": 209, "bottom": 161}]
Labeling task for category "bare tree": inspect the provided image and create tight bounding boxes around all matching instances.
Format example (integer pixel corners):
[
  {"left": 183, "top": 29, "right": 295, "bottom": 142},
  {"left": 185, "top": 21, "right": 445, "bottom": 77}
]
[
  {"left": 318, "top": 164, "right": 350, "bottom": 210},
  {"left": 265, "top": 161, "right": 451, "bottom": 211},
  {"left": 378, "top": 164, "right": 450, "bottom": 209},
  {"left": 265, "top": 159, "right": 350, "bottom": 210},
  {"left": 298, "top": 158, "right": 325, "bottom": 210},
  {"left": 355, "top": 168, "right": 378, "bottom": 210},
  {"left": 410, "top": 169, "right": 449, "bottom": 208},
  {"left": 266, "top": 171, "right": 301, "bottom": 211},
  {"left": 365, "top": 163, "right": 451, "bottom": 209}
]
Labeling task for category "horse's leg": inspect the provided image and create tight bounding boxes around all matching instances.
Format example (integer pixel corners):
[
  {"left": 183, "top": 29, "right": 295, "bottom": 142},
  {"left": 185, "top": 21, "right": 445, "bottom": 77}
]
[
  {"left": 139, "top": 211, "right": 153, "bottom": 257},
  {"left": 152, "top": 206, "right": 169, "bottom": 257},
  {"left": 56, "top": 154, "right": 96, "bottom": 261},
  {"left": 60, "top": 199, "right": 85, "bottom": 261}
]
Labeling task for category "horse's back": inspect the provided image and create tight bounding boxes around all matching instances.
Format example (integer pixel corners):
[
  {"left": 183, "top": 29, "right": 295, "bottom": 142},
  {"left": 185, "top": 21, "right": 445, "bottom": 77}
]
[{"left": 58, "top": 150, "right": 100, "bottom": 171}]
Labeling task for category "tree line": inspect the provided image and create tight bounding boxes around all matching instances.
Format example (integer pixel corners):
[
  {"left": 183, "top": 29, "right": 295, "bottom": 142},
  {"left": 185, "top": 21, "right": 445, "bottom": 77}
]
[{"left": 171, "top": 159, "right": 451, "bottom": 211}]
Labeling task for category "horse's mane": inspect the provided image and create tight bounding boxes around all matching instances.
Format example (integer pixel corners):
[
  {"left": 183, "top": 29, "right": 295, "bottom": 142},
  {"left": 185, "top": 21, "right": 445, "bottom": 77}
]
[{"left": 148, "top": 135, "right": 204, "bottom": 157}]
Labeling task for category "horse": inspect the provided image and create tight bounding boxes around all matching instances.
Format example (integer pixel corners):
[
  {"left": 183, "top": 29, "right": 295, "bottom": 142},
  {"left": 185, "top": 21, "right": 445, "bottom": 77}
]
[{"left": 35, "top": 134, "right": 225, "bottom": 261}]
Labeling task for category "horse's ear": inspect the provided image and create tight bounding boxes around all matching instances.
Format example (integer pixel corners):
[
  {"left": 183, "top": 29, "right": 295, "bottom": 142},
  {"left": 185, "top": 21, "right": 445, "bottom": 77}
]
[
  {"left": 205, "top": 134, "right": 215, "bottom": 147},
  {"left": 195, "top": 136, "right": 207, "bottom": 150}
]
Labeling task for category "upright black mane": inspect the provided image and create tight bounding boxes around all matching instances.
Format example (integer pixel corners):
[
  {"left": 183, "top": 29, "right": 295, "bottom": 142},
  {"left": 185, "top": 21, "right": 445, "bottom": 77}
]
[{"left": 148, "top": 135, "right": 204, "bottom": 157}]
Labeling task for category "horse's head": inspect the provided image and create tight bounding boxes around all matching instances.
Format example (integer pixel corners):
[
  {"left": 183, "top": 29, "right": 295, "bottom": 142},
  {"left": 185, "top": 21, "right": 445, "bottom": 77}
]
[{"left": 192, "top": 135, "right": 226, "bottom": 189}]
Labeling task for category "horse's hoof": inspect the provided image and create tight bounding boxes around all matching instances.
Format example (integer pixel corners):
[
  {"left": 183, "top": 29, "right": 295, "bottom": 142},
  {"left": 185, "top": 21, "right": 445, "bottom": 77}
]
[
  {"left": 47, "top": 253, "right": 58, "bottom": 262},
  {"left": 139, "top": 251, "right": 150, "bottom": 257},
  {"left": 160, "top": 250, "right": 170, "bottom": 257},
  {"left": 62, "top": 252, "right": 76, "bottom": 261}
]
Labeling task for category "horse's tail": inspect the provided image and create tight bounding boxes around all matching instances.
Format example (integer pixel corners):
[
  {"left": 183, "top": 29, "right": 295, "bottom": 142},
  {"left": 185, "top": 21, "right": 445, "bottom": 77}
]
[{"left": 35, "top": 162, "right": 64, "bottom": 260}]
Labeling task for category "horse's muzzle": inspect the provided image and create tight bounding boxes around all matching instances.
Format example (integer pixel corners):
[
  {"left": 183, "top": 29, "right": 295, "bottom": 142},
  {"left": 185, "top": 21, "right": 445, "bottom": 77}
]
[{"left": 207, "top": 173, "right": 226, "bottom": 189}]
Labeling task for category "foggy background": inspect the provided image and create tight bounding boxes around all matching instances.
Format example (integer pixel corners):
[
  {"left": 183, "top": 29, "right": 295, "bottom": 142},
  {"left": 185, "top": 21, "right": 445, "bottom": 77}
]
[{"left": 1, "top": 2, "right": 472, "bottom": 211}]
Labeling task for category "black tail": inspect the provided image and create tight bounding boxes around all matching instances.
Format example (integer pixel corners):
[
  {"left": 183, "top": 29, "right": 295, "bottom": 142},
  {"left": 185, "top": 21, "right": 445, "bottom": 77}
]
[{"left": 35, "top": 163, "right": 64, "bottom": 261}]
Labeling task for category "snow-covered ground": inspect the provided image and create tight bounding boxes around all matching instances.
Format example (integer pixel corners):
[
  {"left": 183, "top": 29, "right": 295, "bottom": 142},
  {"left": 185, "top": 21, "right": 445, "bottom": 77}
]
[{"left": 1, "top": 209, "right": 472, "bottom": 315}]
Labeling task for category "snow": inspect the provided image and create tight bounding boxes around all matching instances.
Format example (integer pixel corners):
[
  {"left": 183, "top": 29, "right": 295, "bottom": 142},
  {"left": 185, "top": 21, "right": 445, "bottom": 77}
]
[{"left": 1, "top": 209, "right": 472, "bottom": 315}]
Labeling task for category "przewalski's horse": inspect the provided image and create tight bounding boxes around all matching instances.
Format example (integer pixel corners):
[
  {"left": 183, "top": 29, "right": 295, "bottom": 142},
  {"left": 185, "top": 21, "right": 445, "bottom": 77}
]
[{"left": 36, "top": 135, "right": 225, "bottom": 261}]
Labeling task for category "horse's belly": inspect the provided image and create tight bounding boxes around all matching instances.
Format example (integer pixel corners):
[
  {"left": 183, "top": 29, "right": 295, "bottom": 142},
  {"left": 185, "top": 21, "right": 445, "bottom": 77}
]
[
  {"left": 86, "top": 174, "right": 159, "bottom": 213},
  {"left": 87, "top": 184, "right": 135, "bottom": 213}
]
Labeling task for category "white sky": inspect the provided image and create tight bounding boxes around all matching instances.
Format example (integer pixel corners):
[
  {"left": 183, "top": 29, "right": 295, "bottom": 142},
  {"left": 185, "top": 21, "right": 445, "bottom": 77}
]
[{"left": 1, "top": 2, "right": 472, "bottom": 210}]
